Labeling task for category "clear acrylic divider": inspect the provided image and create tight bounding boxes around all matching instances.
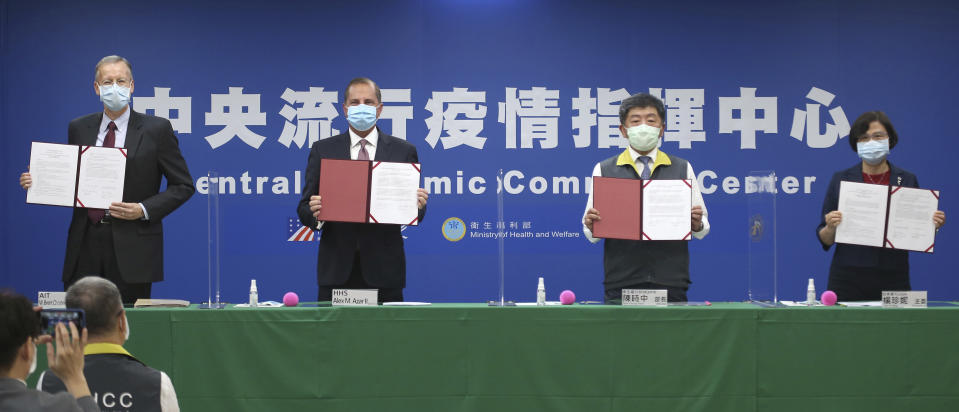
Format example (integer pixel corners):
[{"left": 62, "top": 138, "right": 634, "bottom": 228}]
[
  {"left": 489, "top": 169, "right": 514, "bottom": 306},
  {"left": 746, "top": 170, "right": 778, "bottom": 307},
  {"left": 199, "top": 171, "right": 226, "bottom": 309}
]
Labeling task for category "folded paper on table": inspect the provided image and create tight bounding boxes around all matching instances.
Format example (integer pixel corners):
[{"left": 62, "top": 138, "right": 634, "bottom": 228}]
[{"left": 134, "top": 299, "right": 190, "bottom": 308}]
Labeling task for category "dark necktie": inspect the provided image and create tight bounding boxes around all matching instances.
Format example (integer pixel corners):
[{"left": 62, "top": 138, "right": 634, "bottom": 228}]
[
  {"left": 87, "top": 121, "right": 118, "bottom": 223},
  {"left": 639, "top": 156, "right": 652, "bottom": 180},
  {"left": 357, "top": 139, "right": 370, "bottom": 161}
]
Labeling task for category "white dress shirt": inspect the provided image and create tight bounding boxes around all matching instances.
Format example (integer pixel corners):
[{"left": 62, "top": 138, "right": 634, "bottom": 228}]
[
  {"left": 98, "top": 108, "right": 150, "bottom": 220},
  {"left": 349, "top": 127, "right": 379, "bottom": 161},
  {"left": 97, "top": 108, "right": 130, "bottom": 147}
]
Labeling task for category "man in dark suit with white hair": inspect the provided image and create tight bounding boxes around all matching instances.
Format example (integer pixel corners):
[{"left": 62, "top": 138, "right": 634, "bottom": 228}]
[{"left": 20, "top": 55, "right": 195, "bottom": 303}]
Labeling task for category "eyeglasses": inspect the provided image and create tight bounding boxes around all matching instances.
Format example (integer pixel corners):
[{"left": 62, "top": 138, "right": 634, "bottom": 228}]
[
  {"left": 99, "top": 78, "right": 130, "bottom": 87},
  {"left": 856, "top": 131, "right": 888, "bottom": 142}
]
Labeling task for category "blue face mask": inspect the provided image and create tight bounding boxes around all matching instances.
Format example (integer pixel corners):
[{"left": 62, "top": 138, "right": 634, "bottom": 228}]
[
  {"left": 347, "top": 104, "right": 378, "bottom": 131},
  {"left": 99, "top": 84, "right": 131, "bottom": 112},
  {"left": 857, "top": 139, "right": 890, "bottom": 165}
]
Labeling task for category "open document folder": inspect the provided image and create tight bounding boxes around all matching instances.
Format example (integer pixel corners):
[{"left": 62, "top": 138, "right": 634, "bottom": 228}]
[
  {"left": 591, "top": 177, "right": 692, "bottom": 241},
  {"left": 835, "top": 181, "right": 939, "bottom": 253},
  {"left": 26, "top": 142, "right": 127, "bottom": 209},
  {"left": 317, "top": 159, "right": 421, "bottom": 225}
]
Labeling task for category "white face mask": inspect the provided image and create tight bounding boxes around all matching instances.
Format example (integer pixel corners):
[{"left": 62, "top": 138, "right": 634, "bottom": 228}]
[
  {"left": 123, "top": 314, "right": 130, "bottom": 342},
  {"left": 99, "top": 84, "right": 131, "bottom": 112},
  {"left": 625, "top": 124, "right": 661, "bottom": 152},
  {"left": 28, "top": 343, "right": 38, "bottom": 376},
  {"left": 857, "top": 139, "right": 890, "bottom": 165}
]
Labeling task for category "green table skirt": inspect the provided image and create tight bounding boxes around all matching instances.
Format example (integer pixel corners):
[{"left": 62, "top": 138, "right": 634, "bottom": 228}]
[{"left": 35, "top": 303, "right": 959, "bottom": 411}]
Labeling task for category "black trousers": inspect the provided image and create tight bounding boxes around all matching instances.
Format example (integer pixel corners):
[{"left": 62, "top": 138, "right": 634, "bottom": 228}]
[
  {"left": 67, "top": 220, "right": 152, "bottom": 305},
  {"left": 827, "top": 266, "right": 910, "bottom": 302},
  {"left": 605, "top": 282, "right": 688, "bottom": 304},
  {"left": 317, "top": 252, "right": 404, "bottom": 303}
]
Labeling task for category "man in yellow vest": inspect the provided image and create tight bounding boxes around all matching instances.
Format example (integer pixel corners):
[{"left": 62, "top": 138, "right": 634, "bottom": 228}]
[{"left": 38, "top": 277, "right": 180, "bottom": 411}]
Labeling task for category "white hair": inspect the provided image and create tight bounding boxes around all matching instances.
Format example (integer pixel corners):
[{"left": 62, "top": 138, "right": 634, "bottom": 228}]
[{"left": 95, "top": 55, "right": 133, "bottom": 81}]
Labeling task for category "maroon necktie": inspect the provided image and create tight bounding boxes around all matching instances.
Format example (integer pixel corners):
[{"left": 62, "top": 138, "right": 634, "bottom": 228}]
[
  {"left": 357, "top": 139, "right": 370, "bottom": 161},
  {"left": 87, "top": 121, "right": 118, "bottom": 223}
]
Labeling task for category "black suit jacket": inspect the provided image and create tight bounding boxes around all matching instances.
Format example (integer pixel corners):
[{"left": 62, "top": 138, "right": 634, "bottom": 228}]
[
  {"left": 63, "top": 110, "right": 195, "bottom": 283},
  {"left": 297, "top": 129, "right": 426, "bottom": 288},
  {"left": 816, "top": 161, "right": 917, "bottom": 272}
]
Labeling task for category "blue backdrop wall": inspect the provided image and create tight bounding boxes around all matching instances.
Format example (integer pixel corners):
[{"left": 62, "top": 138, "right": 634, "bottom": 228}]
[{"left": 2, "top": 0, "right": 957, "bottom": 303}]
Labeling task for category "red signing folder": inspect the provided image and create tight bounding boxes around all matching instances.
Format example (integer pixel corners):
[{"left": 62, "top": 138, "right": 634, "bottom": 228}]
[
  {"left": 317, "top": 159, "right": 371, "bottom": 223},
  {"left": 317, "top": 159, "right": 421, "bottom": 225},
  {"left": 592, "top": 176, "right": 642, "bottom": 240},
  {"left": 591, "top": 177, "right": 692, "bottom": 241}
]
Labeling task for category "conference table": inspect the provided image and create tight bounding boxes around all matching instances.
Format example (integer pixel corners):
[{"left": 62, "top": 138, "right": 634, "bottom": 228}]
[{"left": 37, "top": 303, "right": 959, "bottom": 411}]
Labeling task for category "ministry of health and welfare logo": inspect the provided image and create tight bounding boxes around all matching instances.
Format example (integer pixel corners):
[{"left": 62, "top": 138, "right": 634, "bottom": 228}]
[{"left": 442, "top": 217, "right": 467, "bottom": 242}]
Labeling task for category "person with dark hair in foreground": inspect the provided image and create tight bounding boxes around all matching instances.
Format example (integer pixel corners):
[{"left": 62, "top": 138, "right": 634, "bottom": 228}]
[{"left": 0, "top": 290, "right": 98, "bottom": 412}]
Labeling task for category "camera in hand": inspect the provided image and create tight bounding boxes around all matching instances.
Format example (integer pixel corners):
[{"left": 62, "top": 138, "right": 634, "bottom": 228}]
[{"left": 38, "top": 308, "right": 86, "bottom": 336}]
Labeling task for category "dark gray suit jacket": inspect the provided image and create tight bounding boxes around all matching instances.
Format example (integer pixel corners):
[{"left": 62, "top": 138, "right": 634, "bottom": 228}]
[
  {"left": 297, "top": 129, "right": 426, "bottom": 289},
  {"left": 0, "top": 377, "right": 98, "bottom": 412},
  {"left": 62, "top": 110, "right": 195, "bottom": 284}
]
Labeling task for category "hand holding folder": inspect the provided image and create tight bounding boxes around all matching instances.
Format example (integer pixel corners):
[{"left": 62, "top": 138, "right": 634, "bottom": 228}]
[
  {"left": 25, "top": 142, "right": 127, "bottom": 209},
  {"left": 591, "top": 177, "right": 692, "bottom": 241},
  {"left": 316, "top": 158, "right": 421, "bottom": 225}
]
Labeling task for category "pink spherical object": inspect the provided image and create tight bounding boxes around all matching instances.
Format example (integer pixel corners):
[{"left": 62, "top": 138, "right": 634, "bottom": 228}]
[
  {"left": 559, "top": 290, "right": 576, "bottom": 305},
  {"left": 821, "top": 290, "right": 837, "bottom": 306},
  {"left": 283, "top": 292, "right": 299, "bottom": 307}
]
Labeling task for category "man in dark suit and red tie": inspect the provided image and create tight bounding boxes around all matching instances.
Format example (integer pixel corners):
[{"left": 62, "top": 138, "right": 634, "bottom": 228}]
[
  {"left": 297, "top": 77, "right": 428, "bottom": 303},
  {"left": 20, "top": 55, "right": 195, "bottom": 304}
]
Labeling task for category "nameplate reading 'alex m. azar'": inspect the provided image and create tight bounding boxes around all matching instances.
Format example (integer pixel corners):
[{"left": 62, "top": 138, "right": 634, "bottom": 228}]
[{"left": 331, "top": 289, "right": 378, "bottom": 306}]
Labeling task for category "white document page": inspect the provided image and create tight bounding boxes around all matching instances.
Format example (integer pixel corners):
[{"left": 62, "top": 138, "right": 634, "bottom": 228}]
[
  {"left": 75, "top": 146, "right": 127, "bottom": 210},
  {"left": 26, "top": 142, "right": 80, "bottom": 207},
  {"left": 835, "top": 181, "right": 888, "bottom": 248},
  {"left": 885, "top": 186, "right": 939, "bottom": 252},
  {"left": 382, "top": 302, "right": 433, "bottom": 306},
  {"left": 840, "top": 301, "right": 883, "bottom": 307},
  {"left": 368, "top": 162, "right": 420, "bottom": 225},
  {"left": 641, "top": 179, "right": 692, "bottom": 240},
  {"left": 779, "top": 301, "right": 824, "bottom": 307}
]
